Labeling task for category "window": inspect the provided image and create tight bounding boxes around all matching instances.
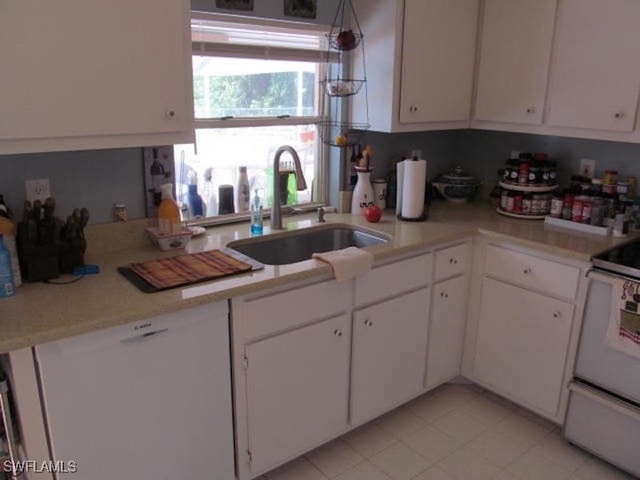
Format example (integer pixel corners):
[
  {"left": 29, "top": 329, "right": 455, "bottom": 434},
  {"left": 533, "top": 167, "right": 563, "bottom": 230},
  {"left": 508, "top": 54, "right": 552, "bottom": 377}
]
[{"left": 174, "top": 14, "right": 338, "bottom": 221}]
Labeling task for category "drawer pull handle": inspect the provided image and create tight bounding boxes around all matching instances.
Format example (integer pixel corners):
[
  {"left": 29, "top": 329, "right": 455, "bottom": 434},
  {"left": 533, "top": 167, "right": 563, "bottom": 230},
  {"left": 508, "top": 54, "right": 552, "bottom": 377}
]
[
  {"left": 363, "top": 319, "right": 373, "bottom": 327},
  {"left": 440, "top": 291, "right": 449, "bottom": 299},
  {"left": 614, "top": 111, "right": 624, "bottom": 119},
  {"left": 449, "top": 258, "right": 458, "bottom": 265},
  {"left": 523, "top": 267, "right": 532, "bottom": 275},
  {"left": 553, "top": 311, "right": 561, "bottom": 319},
  {"left": 526, "top": 106, "right": 536, "bottom": 114},
  {"left": 334, "top": 328, "right": 343, "bottom": 337},
  {"left": 166, "top": 108, "right": 176, "bottom": 118}
]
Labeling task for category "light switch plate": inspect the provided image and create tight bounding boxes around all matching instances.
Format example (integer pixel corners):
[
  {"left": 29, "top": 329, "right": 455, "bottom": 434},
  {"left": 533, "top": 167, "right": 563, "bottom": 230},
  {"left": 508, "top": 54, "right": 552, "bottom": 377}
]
[
  {"left": 25, "top": 178, "right": 51, "bottom": 203},
  {"left": 579, "top": 158, "right": 596, "bottom": 178}
]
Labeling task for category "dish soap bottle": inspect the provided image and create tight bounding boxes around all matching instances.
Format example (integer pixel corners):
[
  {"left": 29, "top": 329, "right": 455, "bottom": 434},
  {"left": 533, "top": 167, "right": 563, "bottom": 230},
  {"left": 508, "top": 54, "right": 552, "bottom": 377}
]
[
  {"left": 250, "top": 189, "right": 263, "bottom": 235},
  {"left": 187, "top": 172, "right": 205, "bottom": 219},
  {"left": 0, "top": 235, "right": 15, "bottom": 298},
  {"left": 157, "top": 183, "right": 182, "bottom": 234}
]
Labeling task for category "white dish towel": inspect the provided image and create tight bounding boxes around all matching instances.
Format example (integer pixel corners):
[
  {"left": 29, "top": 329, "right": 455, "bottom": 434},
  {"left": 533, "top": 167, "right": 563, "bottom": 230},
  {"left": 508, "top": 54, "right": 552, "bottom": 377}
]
[
  {"left": 312, "top": 247, "right": 374, "bottom": 282},
  {"left": 603, "top": 272, "right": 640, "bottom": 360}
]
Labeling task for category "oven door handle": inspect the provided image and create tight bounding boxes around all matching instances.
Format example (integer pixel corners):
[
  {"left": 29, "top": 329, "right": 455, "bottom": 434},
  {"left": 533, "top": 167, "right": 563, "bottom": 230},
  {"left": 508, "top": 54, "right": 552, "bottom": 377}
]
[{"left": 588, "top": 268, "right": 640, "bottom": 284}]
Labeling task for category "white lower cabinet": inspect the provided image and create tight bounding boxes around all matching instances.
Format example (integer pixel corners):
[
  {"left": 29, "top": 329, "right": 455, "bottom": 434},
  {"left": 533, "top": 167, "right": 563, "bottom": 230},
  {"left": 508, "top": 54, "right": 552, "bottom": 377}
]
[
  {"left": 244, "top": 314, "right": 351, "bottom": 475},
  {"left": 465, "top": 240, "right": 589, "bottom": 422},
  {"left": 426, "top": 275, "right": 469, "bottom": 389},
  {"left": 473, "top": 278, "right": 574, "bottom": 418},
  {"left": 351, "top": 288, "right": 430, "bottom": 426}
]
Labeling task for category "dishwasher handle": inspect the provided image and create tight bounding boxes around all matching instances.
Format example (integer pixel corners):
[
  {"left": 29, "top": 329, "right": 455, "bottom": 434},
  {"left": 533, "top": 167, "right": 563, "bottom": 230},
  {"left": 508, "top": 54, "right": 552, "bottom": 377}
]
[{"left": 119, "top": 328, "right": 170, "bottom": 345}]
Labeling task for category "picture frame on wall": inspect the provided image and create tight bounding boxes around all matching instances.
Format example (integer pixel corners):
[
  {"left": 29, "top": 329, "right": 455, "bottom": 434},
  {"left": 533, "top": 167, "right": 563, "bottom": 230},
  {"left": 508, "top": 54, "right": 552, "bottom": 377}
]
[
  {"left": 215, "top": 0, "right": 254, "bottom": 11},
  {"left": 284, "top": 0, "right": 317, "bottom": 19}
]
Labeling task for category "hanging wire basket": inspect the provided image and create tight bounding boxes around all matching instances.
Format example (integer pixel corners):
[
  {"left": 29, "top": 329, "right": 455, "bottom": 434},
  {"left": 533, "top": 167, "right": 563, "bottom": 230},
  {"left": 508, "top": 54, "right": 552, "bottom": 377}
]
[
  {"left": 318, "top": 121, "right": 370, "bottom": 148},
  {"left": 321, "top": 79, "right": 365, "bottom": 97}
]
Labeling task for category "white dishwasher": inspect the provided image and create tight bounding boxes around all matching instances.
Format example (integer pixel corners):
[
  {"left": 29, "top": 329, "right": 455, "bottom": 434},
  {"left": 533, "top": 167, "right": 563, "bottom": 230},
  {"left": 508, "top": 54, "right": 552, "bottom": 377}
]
[{"left": 35, "top": 301, "right": 235, "bottom": 480}]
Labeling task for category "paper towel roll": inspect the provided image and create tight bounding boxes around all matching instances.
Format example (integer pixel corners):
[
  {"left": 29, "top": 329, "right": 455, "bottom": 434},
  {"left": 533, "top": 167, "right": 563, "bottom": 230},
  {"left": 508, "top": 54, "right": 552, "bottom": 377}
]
[{"left": 400, "top": 159, "right": 427, "bottom": 220}]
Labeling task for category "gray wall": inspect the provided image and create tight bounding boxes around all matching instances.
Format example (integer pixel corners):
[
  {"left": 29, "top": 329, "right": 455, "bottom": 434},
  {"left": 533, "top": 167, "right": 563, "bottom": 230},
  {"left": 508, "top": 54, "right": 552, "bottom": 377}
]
[
  {"left": 0, "top": 148, "right": 145, "bottom": 224},
  {"left": 4, "top": 130, "right": 640, "bottom": 224},
  {"left": 358, "top": 129, "right": 640, "bottom": 190}
]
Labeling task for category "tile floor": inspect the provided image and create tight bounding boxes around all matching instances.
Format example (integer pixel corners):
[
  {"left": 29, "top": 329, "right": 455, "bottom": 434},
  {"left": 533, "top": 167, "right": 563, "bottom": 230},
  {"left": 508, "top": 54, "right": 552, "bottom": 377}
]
[{"left": 259, "top": 383, "right": 637, "bottom": 480}]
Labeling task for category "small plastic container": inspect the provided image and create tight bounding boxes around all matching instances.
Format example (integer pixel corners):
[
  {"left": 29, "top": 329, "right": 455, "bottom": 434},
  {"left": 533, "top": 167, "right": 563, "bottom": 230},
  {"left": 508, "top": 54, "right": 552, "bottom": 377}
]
[{"left": 146, "top": 227, "right": 193, "bottom": 251}]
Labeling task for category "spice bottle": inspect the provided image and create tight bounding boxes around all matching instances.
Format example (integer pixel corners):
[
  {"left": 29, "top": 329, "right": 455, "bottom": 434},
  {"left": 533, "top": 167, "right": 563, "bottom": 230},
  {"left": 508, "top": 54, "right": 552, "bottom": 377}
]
[{"left": 562, "top": 192, "right": 574, "bottom": 220}]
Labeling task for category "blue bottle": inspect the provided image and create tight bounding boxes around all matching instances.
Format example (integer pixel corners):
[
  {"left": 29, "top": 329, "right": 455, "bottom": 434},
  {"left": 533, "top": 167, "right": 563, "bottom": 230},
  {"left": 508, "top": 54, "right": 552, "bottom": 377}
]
[
  {"left": 0, "top": 235, "right": 15, "bottom": 298},
  {"left": 187, "top": 173, "right": 205, "bottom": 218}
]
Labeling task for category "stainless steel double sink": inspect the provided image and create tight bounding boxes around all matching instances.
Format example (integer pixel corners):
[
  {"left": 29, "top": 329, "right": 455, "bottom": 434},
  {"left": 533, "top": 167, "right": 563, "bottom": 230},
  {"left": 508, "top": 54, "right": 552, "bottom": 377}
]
[{"left": 226, "top": 223, "right": 390, "bottom": 266}]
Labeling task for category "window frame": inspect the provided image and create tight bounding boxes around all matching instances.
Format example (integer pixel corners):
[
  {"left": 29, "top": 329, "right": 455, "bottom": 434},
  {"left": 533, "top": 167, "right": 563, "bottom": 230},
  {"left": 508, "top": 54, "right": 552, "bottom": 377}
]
[{"left": 183, "top": 13, "right": 335, "bottom": 222}]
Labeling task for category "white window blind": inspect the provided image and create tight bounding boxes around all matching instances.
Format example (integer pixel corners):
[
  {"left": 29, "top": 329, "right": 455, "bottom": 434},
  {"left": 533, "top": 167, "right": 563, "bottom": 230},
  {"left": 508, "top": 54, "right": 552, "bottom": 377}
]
[{"left": 191, "top": 13, "right": 340, "bottom": 63}]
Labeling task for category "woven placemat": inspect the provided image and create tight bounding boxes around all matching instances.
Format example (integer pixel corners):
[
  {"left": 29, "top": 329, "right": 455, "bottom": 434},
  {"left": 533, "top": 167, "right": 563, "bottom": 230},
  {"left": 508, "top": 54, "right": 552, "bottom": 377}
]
[{"left": 119, "top": 249, "right": 255, "bottom": 292}]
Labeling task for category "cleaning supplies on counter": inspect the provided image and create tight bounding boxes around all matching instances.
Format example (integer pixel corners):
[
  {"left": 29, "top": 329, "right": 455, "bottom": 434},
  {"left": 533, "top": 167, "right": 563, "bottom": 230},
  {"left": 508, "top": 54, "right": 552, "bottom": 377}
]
[
  {"left": 157, "top": 183, "right": 182, "bottom": 234},
  {"left": 250, "top": 189, "right": 263, "bottom": 235},
  {"left": 0, "top": 235, "right": 15, "bottom": 297},
  {"left": 203, "top": 167, "right": 218, "bottom": 217},
  {"left": 0, "top": 213, "right": 21, "bottom": 288},
  {"left": 187, "top": 173, "right": 205, "bottom": 219},
  {"left": 236, "top": 166, "right": 250, "bottom": 212}
]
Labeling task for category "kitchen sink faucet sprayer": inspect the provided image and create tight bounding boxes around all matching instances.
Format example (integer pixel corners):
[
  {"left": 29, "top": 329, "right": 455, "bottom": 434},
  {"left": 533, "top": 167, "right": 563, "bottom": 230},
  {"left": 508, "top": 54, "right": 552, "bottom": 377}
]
[{"left": 271, "top": 145, "right": 307, "bottom": 230}]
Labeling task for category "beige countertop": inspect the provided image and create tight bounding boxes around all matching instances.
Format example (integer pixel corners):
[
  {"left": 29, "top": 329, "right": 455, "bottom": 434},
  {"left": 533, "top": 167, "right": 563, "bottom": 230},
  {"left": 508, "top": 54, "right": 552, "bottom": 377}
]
[{"left": 0, "top": 200, "right": 634, "bottom": 354}]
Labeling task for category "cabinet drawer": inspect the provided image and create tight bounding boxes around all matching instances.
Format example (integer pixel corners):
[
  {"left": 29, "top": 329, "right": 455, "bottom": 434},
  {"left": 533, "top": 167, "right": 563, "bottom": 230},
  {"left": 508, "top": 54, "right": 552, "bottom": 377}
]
[
  {"left": 484, "top": 244, "right": 580, "bottom": 300},
  {"left": 434, "top": 243, "right": 469, "bottom": 281},
  {"left": 355, "top": 253, "right": 432, "bottom": 306},
  {"left": 236, "top": 280, "right": 351, "bottom": 341}
]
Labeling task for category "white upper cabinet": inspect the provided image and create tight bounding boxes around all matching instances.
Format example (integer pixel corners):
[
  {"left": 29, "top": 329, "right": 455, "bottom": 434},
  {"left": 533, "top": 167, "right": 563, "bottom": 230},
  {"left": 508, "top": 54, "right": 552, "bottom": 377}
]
[
  {"left": 399, "top": 0, "right": 479, "bottom": 124},
  {"left": 350, "top": 0, "right": 479, "bottom": 132},
  {"left": 546, "top": 0, "right": 640, "bottom": 132},
  {"left": 0, "top": 0, "right": 194, "bottom": 154},
  {"left": 474, "top": 0, "right": 557, "bottom": 125}
]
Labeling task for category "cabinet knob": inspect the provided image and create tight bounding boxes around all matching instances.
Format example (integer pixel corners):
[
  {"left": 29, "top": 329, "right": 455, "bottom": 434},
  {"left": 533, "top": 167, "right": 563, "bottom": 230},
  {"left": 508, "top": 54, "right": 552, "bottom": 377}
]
[
  {"left": 553, "top": 311, "right": 561, "bottom": 319},
  {"left": 440, "top": 291, "right": 449, "bottom": 299},
  {"left": 449, "top": 257, "right": 458, "bottom": 265},
  {"left": 409, "top": 105, "right": 418, "bottom": 113},
  {"left": 523, "top": 267, "right": 532, "bottom": 275},
  {"left": 526, "top": 106, "right": 536, "bottom": 114},
  {"left": 363, "top": 319, "right": 373, "bottom": 327},
  {"left": 614, "top": 111, "right": 624, "bottom": 119},
  {"left": 166, "top": 108, "right": 176, "bottom": 118},
  {"left": 334, "top": 328, "right": 343, "bottom": 337}
]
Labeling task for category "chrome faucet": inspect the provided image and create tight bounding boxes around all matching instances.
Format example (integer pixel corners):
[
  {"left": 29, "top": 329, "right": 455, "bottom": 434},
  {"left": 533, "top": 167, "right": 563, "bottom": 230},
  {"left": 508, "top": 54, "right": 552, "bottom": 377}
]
[{"left": 271, "top": 145, "right": 307, "bottom": 230}]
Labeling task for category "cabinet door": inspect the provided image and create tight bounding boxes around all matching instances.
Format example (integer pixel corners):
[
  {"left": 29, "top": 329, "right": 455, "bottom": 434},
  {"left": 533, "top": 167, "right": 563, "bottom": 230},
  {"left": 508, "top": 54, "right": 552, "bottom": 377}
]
[
  {"left": 351, "top": 288, "right": 430, "bottom": 426},
  {"left": 475, "top": 0, "right": 556, "bottom": 125},
  {"left": 426, "top": 276, "right": 468, "bottom": 389},
  {"left": 473, "top": 278, "right": 574, "bottom": 418},
  {"left": 244, "top": 314, "right": 350, "bottom": 474},
  {"left": 0, "top": 0, "right": 193, "bottom": 151},
  {"left": 399, "top": 0, "right": 479, "bottom": 123},
  {"left": 547, "top": 0, "right": 640, "bottom": 131}
]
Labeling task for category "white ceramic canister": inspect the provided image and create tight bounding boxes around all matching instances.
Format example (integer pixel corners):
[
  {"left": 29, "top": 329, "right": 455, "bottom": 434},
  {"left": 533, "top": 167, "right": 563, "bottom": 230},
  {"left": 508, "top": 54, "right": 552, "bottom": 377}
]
[
  {"left": 372, "top": 178, "right": 387, "bottom": 210},
  {"left": 351, "top": 168, "right": 375, "bottom": 215}
]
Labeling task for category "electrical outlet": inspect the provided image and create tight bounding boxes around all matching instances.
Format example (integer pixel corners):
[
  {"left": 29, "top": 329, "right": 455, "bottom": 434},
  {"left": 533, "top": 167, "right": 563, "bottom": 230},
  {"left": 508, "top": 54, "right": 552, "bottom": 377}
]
[
  {"left": 579, "top": 158, "right": 596, "bottom": 178},
  {"left": 25, "top": 179, "right": 51, "bottom": 203}
]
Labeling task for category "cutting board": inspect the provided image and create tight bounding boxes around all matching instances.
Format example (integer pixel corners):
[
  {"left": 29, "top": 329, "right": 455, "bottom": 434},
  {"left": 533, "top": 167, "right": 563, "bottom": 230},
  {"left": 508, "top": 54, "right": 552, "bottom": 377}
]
[{"left": 118, "top": 248, "right": 263, "bottom": 293}]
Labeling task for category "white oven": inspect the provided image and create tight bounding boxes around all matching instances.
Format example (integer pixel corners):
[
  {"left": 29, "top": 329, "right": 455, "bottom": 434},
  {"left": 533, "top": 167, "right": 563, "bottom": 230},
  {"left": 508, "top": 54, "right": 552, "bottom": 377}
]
[{"left": 565, "top": 270, "right": 640, "bottom": 477}]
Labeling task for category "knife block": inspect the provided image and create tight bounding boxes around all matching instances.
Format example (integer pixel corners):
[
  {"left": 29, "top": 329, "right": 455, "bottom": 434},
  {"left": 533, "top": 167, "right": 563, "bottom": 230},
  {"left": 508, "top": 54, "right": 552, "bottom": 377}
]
[
  {"left": 17, "top": 220, "right": 87, "bottom": 282},
  {"left": 18, "top": 243, "right": 60, "bottom": 282}
]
